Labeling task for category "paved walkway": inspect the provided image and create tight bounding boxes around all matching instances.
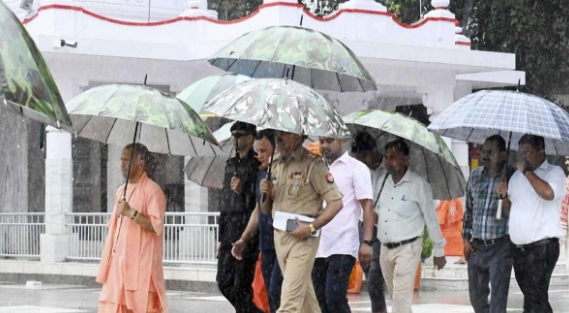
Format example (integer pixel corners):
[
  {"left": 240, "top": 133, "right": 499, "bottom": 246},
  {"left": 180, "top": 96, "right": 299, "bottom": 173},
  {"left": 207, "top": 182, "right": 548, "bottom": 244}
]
[{"left": 0, "top": 282, "right": 568, "bottom": 313}]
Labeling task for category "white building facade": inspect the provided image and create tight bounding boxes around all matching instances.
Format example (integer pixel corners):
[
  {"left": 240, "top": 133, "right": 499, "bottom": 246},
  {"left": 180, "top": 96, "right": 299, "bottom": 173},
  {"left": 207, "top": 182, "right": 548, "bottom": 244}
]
[{"left": 0, "top": 0, "right": 524, "bottom": 280}]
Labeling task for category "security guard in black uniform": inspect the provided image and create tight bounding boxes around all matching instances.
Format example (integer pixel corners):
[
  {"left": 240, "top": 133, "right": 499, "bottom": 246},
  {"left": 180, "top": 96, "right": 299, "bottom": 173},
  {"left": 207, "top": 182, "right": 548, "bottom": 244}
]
[{"left": 216, "top": 121, "right": 263, "bottom": 313}]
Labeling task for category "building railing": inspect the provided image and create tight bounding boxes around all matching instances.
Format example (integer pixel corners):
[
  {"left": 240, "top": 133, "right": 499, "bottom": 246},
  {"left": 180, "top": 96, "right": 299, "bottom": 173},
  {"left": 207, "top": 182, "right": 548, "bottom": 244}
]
[
  {"left": 65, "top": 212, "right": 220, "bottom": 265},
  {"left": 0, "top": 213, "right": 45, "bottom": 258}
]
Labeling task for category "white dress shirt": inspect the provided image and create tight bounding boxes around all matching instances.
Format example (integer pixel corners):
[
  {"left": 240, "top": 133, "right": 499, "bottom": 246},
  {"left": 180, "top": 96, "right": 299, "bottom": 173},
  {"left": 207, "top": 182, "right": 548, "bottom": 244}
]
[
  {"left": 508, "top": 160, "right": 566, "bottom": 245},
  {"left": 376, "top": 169, "right": 446, "bottom": 257},
  {"left": 360, "top": 160, "right": 386, "bottom": 221},
  {"left": 317, "top": 152, "right": 373, "bottom": 258}
]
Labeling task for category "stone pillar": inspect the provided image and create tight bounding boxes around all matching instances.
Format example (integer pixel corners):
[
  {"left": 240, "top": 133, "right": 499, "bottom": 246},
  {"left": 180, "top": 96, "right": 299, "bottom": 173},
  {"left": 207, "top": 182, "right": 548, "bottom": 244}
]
[
  {"left": 422, "top": 83, "right": 470, "bottom": 200},
  {"left": 40, "top": 127, "right": 73, "bottom": 262}
]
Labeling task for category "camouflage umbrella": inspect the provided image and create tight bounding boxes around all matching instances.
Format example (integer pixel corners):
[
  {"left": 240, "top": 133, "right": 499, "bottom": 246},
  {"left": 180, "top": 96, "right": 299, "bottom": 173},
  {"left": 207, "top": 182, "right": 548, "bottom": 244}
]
[
  {"left": 343, "top": 109, "right": 466, "bottom": 200},
  {"left": 202, "top": 78, "right": 351, "bottom": 138},
  {"left": 177, "top": 73, "right": 252, "bottom": 114},
  {"left": 208, "top": 26, "right": 377, "bottom": 93},
  {"left": 185, "top": 121, "right": 317, "bottom": 189},
  {"left": 0, "top": 2, "right": 73, "bottom": 132},
  {"left": 66, "top": 84, "right": 222, "bottom": 157}
]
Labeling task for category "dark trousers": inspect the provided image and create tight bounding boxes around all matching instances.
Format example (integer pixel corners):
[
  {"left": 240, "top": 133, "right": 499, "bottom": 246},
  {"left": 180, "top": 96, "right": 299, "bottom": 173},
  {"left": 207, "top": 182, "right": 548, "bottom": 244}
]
[
  {"left": 217, "top": 245, "right": 263, "bottom": 313},
  {"left": 312, "top": 254, "right": 356, "bottom": 313},
  {"left": 359, "top": 223, "right": 387, "bottom": 313},
  {"left": 260, "top": 249, "right": 283, "bottom": 313},
  {"left": 511, "top": 238, "right": 560, "bottom": 313},
  {"left": 467, "top": 236, "right": 512, "bottom": 313}
]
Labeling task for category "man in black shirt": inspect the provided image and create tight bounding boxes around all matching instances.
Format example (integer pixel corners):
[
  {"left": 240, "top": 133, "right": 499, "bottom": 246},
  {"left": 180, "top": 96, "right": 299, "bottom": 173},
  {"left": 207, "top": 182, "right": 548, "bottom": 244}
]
[
  {"left": 217, "top": 121, "right": 263, "bottom": 313},
  {"left": 232, "top": 130, "right": 283, "bottom": 313}
]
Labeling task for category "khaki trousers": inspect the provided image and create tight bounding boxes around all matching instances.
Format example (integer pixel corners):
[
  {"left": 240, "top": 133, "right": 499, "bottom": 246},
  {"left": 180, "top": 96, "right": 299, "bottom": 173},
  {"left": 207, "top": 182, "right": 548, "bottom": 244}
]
[
  {"left": 379, "top": 238, "right": 423, "bottom": 313},
  {"left": 274, "top": 230, "right": 321, "bottom": 313}
]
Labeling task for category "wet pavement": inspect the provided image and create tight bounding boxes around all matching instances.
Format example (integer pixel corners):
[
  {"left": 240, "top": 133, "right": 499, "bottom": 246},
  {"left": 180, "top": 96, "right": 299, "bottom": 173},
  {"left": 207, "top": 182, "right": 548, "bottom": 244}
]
[{"left": 0, "top": 282, "right": 567, "bottom": 313}]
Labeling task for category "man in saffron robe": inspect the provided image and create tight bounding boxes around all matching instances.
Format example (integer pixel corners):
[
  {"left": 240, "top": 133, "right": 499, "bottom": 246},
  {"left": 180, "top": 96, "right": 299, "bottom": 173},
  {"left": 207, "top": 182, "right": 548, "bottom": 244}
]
[
  {"left": 97, "top": 143, "right": 168, "bottom": 313},
  {"left": 436, "top": 199, "right": 466, "bottom": 263}
]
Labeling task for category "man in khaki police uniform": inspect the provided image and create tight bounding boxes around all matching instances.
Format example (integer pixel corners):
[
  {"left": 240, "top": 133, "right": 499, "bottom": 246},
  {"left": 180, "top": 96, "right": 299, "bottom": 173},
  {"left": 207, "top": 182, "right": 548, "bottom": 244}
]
[{"left": 260, "top": 131, "right": 344, "bottom": 313}]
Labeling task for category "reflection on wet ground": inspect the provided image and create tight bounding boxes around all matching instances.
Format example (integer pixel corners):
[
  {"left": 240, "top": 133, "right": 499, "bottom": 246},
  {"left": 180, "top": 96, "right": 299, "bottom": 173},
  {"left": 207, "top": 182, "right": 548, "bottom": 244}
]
[{"left": 0, "top": 283, "right": 567, "bottom": 313}]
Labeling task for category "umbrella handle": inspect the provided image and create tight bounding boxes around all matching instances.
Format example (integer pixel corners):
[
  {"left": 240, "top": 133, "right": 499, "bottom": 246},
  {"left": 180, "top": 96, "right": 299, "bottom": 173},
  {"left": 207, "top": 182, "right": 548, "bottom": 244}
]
[
  {"left": 496, "top": 200, "right": 503, "bottom": 220},
  {"left": 122, "top": 122, "right": 140, "bottom": 200}
]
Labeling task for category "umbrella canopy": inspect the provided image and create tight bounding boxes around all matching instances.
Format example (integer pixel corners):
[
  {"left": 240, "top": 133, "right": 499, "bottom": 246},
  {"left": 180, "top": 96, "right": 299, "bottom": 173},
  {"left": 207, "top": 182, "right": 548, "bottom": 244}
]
[
  {"left": 67, "top": 84, "right": 222, "bottom": 156},
  {"left": 202, "top": 78, "right": 350, "bottom": 138},
  {"left": 428, "top": 90, "right": 569, "bottom": 155},
  {"left": 177, "top": 73, "right": 252, "bottom": 114},
  {"left": 0, "top": 1, "right": 73, "bottom": 132},
  {"left": 208, "top": 26, "right": 377, "bottom": 93},
  {"left": 185, "top": 121, "right": 317, "bottom": 189},
  {"left": 343, "top": 109, "right": 466, "bottom": 200}
]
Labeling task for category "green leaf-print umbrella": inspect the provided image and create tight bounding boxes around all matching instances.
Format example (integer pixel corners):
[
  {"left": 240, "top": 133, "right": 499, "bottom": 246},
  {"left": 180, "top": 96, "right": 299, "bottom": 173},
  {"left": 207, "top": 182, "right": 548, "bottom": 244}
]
[
  {"left": 343, "top": 109, "right": 466, "bottom": 200},
  {"left": 208, "top": 26, "right": 377, "bottom": 93},
  {"left": 66, "top": 84, "right": 222, "bottom": 157},
  {"left": 203, "top": 78, "right": 351, "bottom": 139},
  {"left": 177, "top": 73, "right": 252, "bottom": 114},
  {"left": 0, "top": 1, "right": 72, "bottom": 132}
]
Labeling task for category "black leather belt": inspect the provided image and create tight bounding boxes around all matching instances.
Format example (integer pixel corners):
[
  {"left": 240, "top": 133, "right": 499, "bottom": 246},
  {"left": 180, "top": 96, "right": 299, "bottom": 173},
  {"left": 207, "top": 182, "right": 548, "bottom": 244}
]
[
  {"left": 383, "top": 236, "right": 419, "bottom": 249},
  {"left": 471, "top": 235, "right": 509, "bottom": 246},
  {"left": 514, "top": 238, "right": 558, "bottom": 251}
]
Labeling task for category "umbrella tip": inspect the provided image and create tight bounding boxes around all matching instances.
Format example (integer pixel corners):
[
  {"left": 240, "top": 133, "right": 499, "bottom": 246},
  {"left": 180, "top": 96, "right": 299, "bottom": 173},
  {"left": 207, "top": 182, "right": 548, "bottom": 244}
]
[
  {"left": 144, "top": 74, "right": 148, "bottom": 86},
  {"left": 517, "top": 79, "right": 520, "bottom": 92},
  {"left": 300, "top": 14, "right": 303, "bottom": 26}
]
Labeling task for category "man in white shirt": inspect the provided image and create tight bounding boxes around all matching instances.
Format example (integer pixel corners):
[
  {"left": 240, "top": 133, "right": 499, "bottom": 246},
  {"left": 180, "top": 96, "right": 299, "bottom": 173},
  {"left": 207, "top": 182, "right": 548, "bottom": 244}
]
[
  {"left": 352, "top": 132, "right": 387, "bottom": 313},
  {"left": 377, "top": 140, "right": 446, "bottom": 313},
  {"left": 497, "top": 134, "right": 565, "bottom": 313},
  {"left": 313, "top": 137, "right": 374, "bottom": 313}
]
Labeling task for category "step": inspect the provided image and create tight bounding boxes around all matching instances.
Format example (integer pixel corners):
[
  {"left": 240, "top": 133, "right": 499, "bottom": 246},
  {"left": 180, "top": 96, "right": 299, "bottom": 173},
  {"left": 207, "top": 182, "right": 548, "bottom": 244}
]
[{"left": 420, "top": 256, "right": 569, "bottom": 291}]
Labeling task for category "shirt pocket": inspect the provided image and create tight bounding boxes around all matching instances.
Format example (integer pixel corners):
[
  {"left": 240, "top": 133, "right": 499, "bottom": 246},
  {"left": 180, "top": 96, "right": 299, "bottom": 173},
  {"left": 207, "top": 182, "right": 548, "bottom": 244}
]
[
  {"left": 393, "top": 199, "right": 419, "bottom": 220},
  {"left": 284, "top": 179, "right": 312, "bottom": 199}
]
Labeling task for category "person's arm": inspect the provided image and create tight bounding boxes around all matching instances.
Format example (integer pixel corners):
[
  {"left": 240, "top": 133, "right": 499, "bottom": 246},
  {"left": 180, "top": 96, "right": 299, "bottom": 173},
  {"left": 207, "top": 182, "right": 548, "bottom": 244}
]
[
  {"left": 290, "top": 160, "right": 344, "bottom": 239},
  {"left": 259, "top": 178, "right": 273, "bottom": 215},
  {"left": 354, "top": 164, "right": 374, "bottom": 242},
  {"left": 524, "top": 168, "right": 565, "bottom": 201},
  {"left": 241, "top": 206, "right": 260, "bottom": 242},
  {"left": 419, "top": 180, "right": 446, "bottom": 258},
  {"left": 462, "top": 177, "right": 474, "bottom": 240},
  {"left": 119, "top": 190, "right": 166, "bottom": 236},
  {"left": 312, "top": 199, "right": 343, "bottom": 230}
]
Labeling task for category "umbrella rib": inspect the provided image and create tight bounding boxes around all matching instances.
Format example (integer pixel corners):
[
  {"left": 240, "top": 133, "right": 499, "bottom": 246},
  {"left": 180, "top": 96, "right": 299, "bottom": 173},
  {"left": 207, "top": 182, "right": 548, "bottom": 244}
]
[
  {"left": 437, "top": 156, "right": 450, "bottom": 200},
  {"left": 187, "top": 133, "right": 199, "bottom": 157},
  {"left": 76, "top": 115, "right": 95, "bottom": 137},
  {"left": 270, "top": 28, "right": 290, "bottom": 64},
  {"left": 96, "top": 85, "right": 122, "bottom": 116},
  {"left": 201, "top": 157, "right": 217, "bottom": 186},
  {"left": 164, "top": 128, "right": 172, "bottom": 155},
  {"left": 335, "top": 72, "right": 343, "bottom": 93},
  {"left": 104, "top": 118, "right": 119, "bottom": 143}
]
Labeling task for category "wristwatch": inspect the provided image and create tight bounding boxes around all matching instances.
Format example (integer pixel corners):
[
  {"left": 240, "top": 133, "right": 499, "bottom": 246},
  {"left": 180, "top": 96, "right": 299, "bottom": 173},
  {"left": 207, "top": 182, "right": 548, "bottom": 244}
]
[
  {"left": 308, "top": 224, "right": 317, "bottom": 235},
  {"left": 523, "top": 166, "right": 532, "bottom": 175},
  {"left": 363, "top": 239, "right": 374, "bottom": 247},
  {"left": 129, "top": 210, "right": 139, "bottom": 220}
]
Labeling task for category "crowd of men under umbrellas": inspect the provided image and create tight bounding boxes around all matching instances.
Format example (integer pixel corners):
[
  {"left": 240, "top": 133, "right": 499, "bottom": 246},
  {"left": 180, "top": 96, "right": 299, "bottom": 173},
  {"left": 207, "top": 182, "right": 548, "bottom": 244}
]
[{"left": 95, "top": 123, "right": 566, "bottom": 313}]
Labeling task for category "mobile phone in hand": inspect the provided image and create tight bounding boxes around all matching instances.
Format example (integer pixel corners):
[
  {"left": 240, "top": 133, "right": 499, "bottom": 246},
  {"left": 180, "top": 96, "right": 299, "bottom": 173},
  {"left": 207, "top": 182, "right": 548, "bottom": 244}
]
[{"left": 286, "top": 219, "right": 305, "bottom": 232}]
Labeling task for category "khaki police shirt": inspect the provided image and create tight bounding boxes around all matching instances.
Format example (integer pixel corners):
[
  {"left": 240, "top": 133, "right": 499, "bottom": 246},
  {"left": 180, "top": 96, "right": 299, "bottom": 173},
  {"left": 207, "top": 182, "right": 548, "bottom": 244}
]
[{"left": 271, "top": 145, "right": 343, "bottom": 218}]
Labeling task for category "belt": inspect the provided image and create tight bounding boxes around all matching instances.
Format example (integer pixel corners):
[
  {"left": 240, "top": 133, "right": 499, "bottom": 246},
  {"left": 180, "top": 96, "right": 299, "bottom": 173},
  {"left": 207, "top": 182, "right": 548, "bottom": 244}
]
[
  {"left": 471, "top": 235, "right": 509, "bottom": 246},
  {"left": 383, "top": 236, "right": 419, "bottom": 249},
  {"left": 514, "top": 238, "right": 558, "bottom": 251}
]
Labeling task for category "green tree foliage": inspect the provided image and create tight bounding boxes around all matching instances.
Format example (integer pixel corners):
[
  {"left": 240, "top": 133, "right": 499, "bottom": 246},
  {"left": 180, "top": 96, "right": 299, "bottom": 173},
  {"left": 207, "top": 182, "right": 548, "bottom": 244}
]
[
  {"left": 209, "top": 0, "right": 569, "bottom": 101},
  {"left": 208, "top": 0, "right": 263, "bottom": 21}
]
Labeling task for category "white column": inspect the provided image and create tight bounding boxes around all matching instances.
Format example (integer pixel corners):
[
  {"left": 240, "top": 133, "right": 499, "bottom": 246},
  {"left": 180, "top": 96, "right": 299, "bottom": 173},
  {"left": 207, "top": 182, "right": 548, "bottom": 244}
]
[
  {"left": 184, "top": 157, "right": 209, "bottom": 214},
  {"left": 40, "top": 127, "right": 73, "bottom": 262},
  {"left": 422, "top": 83, "right": 470, "bottom": 199},
  {"left": 182, "top": 157, "right": 210, "bottom": 259}
]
